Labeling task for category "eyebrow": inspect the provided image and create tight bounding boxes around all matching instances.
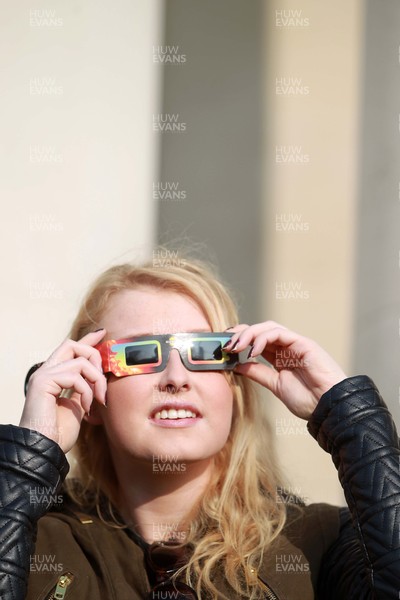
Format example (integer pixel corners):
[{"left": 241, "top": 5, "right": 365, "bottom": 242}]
[{"left": 112, "top": 328, "right": 212, "bottom": 339}]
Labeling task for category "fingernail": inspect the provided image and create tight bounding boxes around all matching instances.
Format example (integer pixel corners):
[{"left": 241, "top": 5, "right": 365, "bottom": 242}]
[
  {"left": 231, "top": 339, "right": 240, "bottom": 351},
  {"left": 93, "top": 327, "right": 105, "bottom": 333},
  {"left": 222, "top": 339, "right": 232, "bottom": 349},
  {"left": 225, "top": 326, "right": 235, "bottom": 330},
  {"left": 247, "top": 345, "right": 254, "bottom": 359}
]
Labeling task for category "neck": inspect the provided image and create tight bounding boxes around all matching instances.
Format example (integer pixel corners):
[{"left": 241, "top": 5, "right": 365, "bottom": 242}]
[{"left": 113, "top": 456, "right": 214, "bottom": 544}]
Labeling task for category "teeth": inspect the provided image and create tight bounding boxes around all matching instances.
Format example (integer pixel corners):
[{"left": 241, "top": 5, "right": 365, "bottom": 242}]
[{"left": 155, "top": 408, "right": 198, "bottom": 420}]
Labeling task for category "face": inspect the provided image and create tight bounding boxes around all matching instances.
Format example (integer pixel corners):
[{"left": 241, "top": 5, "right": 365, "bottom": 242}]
[{"left": 96, "top": 287, "right": 234, "bottom": 467}]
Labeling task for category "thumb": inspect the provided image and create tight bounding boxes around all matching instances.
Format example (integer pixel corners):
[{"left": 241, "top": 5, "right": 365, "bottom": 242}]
[{"left": 234, "top": 361, "right": 279, "bottom": 393}]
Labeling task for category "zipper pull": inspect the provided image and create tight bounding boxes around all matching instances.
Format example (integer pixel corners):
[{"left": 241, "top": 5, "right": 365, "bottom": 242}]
[{"left": 53, "top": 573, "right": 73, "bottom": 599}]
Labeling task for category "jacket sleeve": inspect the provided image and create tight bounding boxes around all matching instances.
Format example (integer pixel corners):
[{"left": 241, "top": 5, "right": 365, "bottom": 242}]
[
  {"left": 0, "top": 425, "right": 69, "bottom": 600},
  {"left": 307, "top": 375, "right": 400, "bottom": 600}
]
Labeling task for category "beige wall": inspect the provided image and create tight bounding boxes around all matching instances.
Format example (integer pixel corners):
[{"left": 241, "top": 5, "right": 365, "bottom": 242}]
[
  {"left": 354, "top": 0, "right": 400, "bottom": 426},
  {"left": 263, "top": 0, "right": 364, "bottom": 503},
  {"left": 0, "top": 0, "right": 164, "bottom": 425}
]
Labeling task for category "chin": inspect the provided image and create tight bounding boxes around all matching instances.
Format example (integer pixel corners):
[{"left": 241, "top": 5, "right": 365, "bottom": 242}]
[{"left": 147, "top": 442, "right": 223, "bottom": 465}]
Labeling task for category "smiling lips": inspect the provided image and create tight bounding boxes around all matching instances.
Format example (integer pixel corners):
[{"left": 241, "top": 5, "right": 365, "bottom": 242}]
[
  {"left": 151, "top": 404, "right": 201, "bottom": 421},
  {"left": 155, "top": 408, "right": 198, "bottom": 420}
]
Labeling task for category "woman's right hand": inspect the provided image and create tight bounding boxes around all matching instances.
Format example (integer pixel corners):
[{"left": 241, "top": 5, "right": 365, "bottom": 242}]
[{"left": 19, "top": 329, "right": 107, "bottom": 454}]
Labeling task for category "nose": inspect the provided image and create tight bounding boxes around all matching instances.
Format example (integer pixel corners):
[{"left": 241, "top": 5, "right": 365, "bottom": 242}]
[{"left": 157, "top": 348, "right": 190, "bottom": 392}]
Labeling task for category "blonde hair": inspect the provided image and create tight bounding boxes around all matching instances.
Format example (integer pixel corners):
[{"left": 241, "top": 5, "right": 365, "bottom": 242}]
[{"left": 67, "top": 255, "right": 287, "bottom": 599}]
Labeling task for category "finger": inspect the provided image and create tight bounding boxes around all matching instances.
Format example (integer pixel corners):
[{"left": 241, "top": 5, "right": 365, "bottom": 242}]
[
  {"left": 85, "top": 378, "right": 109, "bottom": 410},
  {"left": 224, "top": 324, "right": 248, "bottom": 332},
  {"left": 46, "top": 330, "right": 106, "bottom": 372},
  {"left": 62, "top": 375, "right": 94, "bottom": 414},
  {"left": 246, "top": 331, "right": 270, "bottom": 358},
  {"left": 226, "top": 323, "right": 293, "bottom": 353},
  {"left": 29, "top": 370, "right": 94, "bottom": 415},
  {"left": 247, "top": 332, "right": 303, "bottom": 366},
  {"left": 58, "top": 377, "right": 101, "bottom": 417},
  {"left": 234, "top": 361, "right": 279, "bottom": 394},
  {"left": 223, "top": 324, "right": 248, "bottom": 345},
  {"left": 31, "top": 357, "right": 107, "bottom": 405},
  {"left": 56, "top": 358, "right": 107, "bottom": 405},
  {"left": 78, "top": 328, "right": 106, "bottom": 344}
]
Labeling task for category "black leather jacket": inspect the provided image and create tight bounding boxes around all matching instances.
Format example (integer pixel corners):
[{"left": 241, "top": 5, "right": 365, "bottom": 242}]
[{"left": 0, "top": 376, "right": 399, "bottom": 599}]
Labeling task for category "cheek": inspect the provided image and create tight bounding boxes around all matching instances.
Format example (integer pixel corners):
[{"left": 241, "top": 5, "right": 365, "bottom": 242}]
[
  {"left": 100, "top": 377, "right": 154, "bottom": 445},
  {"left": 207, "top": 375, "right": 234, "bottom": 424},
  {"left": 106, "top": 375, "right": 152, "bottom": 405},
  {"left": 102, "top": 377, "right": 157, "bottom": 434}
]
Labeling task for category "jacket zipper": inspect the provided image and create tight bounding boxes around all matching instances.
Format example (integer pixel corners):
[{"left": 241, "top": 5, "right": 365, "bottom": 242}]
[
  {"left": 264, "top": 587, "right": 279, "bottom": 600},
  {"left": 257, "top": 576, "right": 280, "bottom": 600},
  {"left": 45, "top": 572, "right": 74, "bottom": 600}
]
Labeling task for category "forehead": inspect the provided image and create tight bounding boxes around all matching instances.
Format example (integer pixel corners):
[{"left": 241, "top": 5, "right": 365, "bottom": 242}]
[{"left": 101, "top": 287, "right": 210, "bottom": 338}]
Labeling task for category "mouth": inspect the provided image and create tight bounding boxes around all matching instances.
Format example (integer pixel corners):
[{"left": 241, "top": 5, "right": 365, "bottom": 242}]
[{"left": 150, "top": 403, "right": 202, "bottom": 425}]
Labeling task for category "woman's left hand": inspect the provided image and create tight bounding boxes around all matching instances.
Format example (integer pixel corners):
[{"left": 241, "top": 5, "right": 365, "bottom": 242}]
[{"left": 225, "top": 322, "right": 347, "bottom": 420}]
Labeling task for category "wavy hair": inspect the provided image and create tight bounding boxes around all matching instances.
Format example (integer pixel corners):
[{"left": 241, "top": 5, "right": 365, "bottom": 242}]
[{"left": 66, "top": 255, "right": 287, "bottom": 599}]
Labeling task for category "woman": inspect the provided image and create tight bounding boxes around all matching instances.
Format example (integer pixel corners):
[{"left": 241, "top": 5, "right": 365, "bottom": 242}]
[{"left": 0, "top": 258, "right": 399, "bottom": 599}]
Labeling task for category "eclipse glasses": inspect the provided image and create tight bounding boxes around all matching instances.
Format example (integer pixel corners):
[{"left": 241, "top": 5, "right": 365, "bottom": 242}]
[{"left": 96, "top": 332, "right": 238, "bottom": 377}]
